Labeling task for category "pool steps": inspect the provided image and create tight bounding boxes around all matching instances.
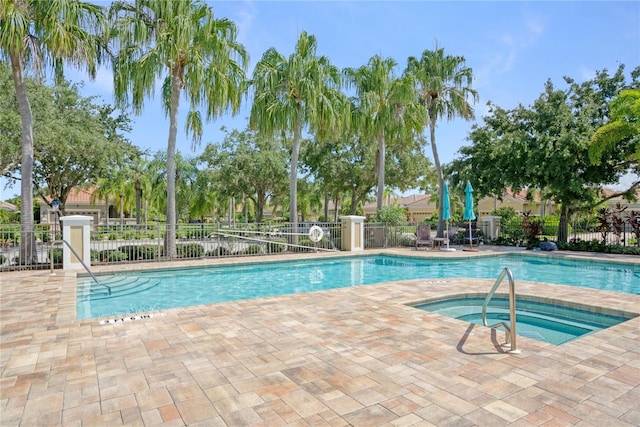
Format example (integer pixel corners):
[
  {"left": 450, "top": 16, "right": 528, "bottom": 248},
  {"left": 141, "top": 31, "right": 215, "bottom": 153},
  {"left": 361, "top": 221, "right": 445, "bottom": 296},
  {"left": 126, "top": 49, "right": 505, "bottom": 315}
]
[{"left": 81, "top": 276, "right": 161, "bottom": 300}]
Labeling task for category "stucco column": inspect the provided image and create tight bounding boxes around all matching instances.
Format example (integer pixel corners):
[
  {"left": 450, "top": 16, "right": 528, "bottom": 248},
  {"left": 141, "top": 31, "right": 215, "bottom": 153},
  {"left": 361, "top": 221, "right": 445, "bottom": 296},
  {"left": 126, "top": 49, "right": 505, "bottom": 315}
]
[
  {"left": 60, "top": 215, "right": 93, "bottom": 271},
  {"left": 340, "top": 216, "right": 365, "bottom": 251}
]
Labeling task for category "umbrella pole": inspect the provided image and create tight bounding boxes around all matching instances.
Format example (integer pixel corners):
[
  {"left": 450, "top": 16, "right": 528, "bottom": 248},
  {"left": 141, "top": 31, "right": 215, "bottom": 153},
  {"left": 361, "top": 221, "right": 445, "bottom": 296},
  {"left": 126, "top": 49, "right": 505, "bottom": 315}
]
[
  {"left": 469, "top": 220, "right": 473, "bottom": 249},
  {"left": 446, "top": 221, "right": 450, "bottom": 250}
]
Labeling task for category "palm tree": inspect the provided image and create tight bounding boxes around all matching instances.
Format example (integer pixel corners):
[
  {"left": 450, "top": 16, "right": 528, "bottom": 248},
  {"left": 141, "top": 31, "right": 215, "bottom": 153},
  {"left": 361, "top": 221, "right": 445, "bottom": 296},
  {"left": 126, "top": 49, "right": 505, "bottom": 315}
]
[
  {"left": 344, "top": 55, "right": 422, "bottom": 211},
  {"left": 0, "top": 0, "right": 108, "bottom": 264},
  {"left": 406, "top": 46, "right": 478, "bottom": 237},
  {"left": 589, "top": 89, "right": 640, "bottom": 169},
  {"left": 110, "top": 0, "right": 247, "bottom": 257},
  {"left": 250, "top": 31, "right": 346, "bottom": 241}
]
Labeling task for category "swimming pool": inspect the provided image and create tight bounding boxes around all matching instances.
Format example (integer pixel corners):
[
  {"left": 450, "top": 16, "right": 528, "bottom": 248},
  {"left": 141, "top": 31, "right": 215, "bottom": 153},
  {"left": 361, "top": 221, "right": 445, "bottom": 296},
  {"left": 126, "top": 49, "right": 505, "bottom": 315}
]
[
  {"left": 77, "top": 254, "right": 640, "bottom": 319},
  {"left": 413, "top": 296, "right": 634, "bottom": 345}
]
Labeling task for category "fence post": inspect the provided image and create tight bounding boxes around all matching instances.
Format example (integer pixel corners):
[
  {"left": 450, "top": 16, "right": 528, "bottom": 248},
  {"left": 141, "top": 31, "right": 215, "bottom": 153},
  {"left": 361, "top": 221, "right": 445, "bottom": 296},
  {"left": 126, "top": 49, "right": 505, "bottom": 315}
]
[
  {"left": 340, "top": 216, "right": 365, "bottom": 251},
  {"left": 60, "top": 215, "right": 92, "bottom": 271}
]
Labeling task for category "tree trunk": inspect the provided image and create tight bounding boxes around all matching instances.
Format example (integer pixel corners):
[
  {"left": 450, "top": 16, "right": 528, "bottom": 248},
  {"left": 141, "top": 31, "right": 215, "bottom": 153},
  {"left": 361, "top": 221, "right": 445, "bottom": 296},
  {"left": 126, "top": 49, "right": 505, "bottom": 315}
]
[
  {"left": 324, "top": 190, "right": 329, "bottom": 222},
  {"left": 350, "top": 189, "right": 358, "bottom": 215},
  {"left": 257, "top": 190, "right": 265, "bottom": 224},
  {"left": 164, "top": 70, "right": 181, "bottom": 258},
  {"left": 119, "top": 195, "right": 124, "bottom": 230},
  {"left": 558, "top": 205, "right": 570, "bottom": 243},
  {"left": 375, "top": 130, "right": 386, "bottom": 211},
  {"left": 10, "top": 52, "right": 38, "bottom": 265},
  {"left": 135, "top": 179, "right": 142, "bottom": 226},
  {"left": 429, "top": 113, "right": 445, "bottom": 238},
  {"left": 290, "top": 109, "right": 302, "bottom": 243}
]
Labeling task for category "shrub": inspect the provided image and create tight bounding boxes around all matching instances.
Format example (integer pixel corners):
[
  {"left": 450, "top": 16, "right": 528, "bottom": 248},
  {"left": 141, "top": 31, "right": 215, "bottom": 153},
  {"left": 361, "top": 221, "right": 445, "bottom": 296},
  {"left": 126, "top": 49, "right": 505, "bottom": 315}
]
[
  {"left": 37, "top": 231, "right": 51, "bottom": 242},
  {"left": 235, "top": 244, "right": 262, "bottom": 255},
  {"left": 176, "top": 243, "right": 204, "bottom": 258},
  {"left": 266, "top": 240, "right": 287, "bottom": 253},
  {"left": 97, "top": 249, "right": 129, "bottom": 262},
  {"left": 375, "top": 205, "right": 409, "bottom": 225},
  {"left": 51, "top": 248, "right": 63, "bottom": 264},
  {"left": 118, "top": 245, "right": 160, "bottom": 260},
  {"left": 206, "top": 247, "right": 231, "bottom": 257}
]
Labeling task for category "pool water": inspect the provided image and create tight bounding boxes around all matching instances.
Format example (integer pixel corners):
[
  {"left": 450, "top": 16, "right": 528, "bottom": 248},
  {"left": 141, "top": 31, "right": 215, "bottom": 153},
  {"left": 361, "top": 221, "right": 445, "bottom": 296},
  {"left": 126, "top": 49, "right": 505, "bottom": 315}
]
[
  {"left": 414, "top": 297, "right": 633, "bottom": 345},
  {"left": 77, "top": 254, "right": 640, "bottom": 319}
]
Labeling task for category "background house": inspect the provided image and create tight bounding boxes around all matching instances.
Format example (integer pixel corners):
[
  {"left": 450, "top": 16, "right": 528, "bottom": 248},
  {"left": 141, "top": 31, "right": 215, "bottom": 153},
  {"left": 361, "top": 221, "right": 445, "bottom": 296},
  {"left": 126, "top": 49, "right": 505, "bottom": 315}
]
[
  {"left": 477, "top": 189, "right": 556, "bottom": 217},
  {"left": 602, "top": 189, "right": 640, "bottom": 211},
  {"left": 39, "top": 188, "right": 112, "bottom": 226},
  {"left": 363, "top": 189, "right": 557, "bottom": 222}
]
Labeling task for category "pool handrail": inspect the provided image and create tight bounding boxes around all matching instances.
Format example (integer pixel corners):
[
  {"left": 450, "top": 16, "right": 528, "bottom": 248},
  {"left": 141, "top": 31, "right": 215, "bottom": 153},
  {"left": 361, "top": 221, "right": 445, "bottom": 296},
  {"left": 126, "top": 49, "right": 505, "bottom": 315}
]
[
  {"left": 482, "top": 267, "right": 519, "bottom": 353},
  {"left": 61, "top": 239, "right": 111, "bottom": 295}
]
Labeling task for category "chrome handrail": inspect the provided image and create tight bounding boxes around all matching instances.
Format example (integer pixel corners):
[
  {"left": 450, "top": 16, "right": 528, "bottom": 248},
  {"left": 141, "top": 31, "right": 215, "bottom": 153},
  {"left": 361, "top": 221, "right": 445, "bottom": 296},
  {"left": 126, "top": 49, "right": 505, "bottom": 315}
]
[
  {"left": 482, "top": 267, "right": 518, "bottom": 353},
  {"left": 61, "top": 239, "right": 111, "bottom": 295}
]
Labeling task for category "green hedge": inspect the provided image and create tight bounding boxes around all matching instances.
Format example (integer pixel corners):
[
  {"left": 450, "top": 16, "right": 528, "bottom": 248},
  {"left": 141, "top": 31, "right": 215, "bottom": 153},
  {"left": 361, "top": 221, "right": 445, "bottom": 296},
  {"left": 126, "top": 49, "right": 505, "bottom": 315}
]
[
  {"left": 176, "top": 243, "right": 204, "bottom": 258},
  {"left": 266, "top": 239, "right": 287, "bottom": 253},
  {"left": 118, "top": 245, "right": 160, "bottom": 260},
  {"left": 97, "top": 249, "right": 129, "bottom": 262},
  {"left": 206, "top": 247, "right": 231, "bottom": 257},
  {"left": 556, "top": 240, "right": 640, "bottom": 255},
  {"left": 235, "top": 244, "right": 262, "bottom": 255}
]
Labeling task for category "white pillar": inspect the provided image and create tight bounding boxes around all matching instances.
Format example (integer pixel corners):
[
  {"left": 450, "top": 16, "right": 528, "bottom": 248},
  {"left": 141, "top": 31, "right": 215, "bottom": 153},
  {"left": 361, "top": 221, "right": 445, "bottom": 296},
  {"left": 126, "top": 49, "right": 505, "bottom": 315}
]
[
  {"left": 480, "top": 215, "right": 501, "bottom": 241},
  {"left": 340, "top": 215, "right": 365, "bottom": 251},
  {"left": 60, "top": 215, "right": 93, "bottom": 271}
]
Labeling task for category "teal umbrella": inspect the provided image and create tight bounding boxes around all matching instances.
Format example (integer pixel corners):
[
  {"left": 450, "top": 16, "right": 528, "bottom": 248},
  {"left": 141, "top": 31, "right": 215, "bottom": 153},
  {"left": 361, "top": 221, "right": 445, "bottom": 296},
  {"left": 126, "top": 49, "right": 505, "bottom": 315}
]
[
  {"left": 463, "top": 181, "right": 477, "bottom": 250},
  {"left": 442, "top": 182, "right": 451, "bottom": 221},
  {"left": 441, "top": 182, "right": 455, "bottom": 251},
  {"left": 463, "top": 181, "right": 476, "bottom": 221}
]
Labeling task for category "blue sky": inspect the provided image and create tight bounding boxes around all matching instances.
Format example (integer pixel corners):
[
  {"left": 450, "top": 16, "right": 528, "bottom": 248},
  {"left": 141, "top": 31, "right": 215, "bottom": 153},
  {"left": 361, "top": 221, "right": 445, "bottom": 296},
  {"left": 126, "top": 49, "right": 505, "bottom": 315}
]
[{"left": 2, "top": 1, "right": 639, "bottom": 199}]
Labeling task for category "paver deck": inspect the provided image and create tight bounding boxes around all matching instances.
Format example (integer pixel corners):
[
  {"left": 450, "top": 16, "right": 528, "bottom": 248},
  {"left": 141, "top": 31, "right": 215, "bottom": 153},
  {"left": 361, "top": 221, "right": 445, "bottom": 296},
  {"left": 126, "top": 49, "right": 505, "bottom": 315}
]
[{"left": 1, "top": 248, "right": 639, "bottom": 426}]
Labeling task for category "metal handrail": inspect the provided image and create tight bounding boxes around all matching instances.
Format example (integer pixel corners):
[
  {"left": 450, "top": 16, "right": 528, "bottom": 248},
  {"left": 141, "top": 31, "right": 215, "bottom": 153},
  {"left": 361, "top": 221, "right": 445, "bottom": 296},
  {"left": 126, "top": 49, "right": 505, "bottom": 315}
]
[
  {"left": 61, "top": 239, "right": 111, "bottom": 295},
  {"left": 482, "top": 267, "right": 518, "bottom": 353}
]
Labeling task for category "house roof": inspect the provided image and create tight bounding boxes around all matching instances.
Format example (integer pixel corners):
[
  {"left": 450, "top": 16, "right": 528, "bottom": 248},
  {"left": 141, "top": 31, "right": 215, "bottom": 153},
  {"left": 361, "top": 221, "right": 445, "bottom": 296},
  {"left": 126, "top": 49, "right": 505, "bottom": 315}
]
[
  {"left": 0, "top": 201, "right": 17, "bottom": 212},
  {"left": 41, "top": 187, "right": 105, "bottom": 205},
  {"left": 601, "top": 188, "right": 640, "bottom": 199}
]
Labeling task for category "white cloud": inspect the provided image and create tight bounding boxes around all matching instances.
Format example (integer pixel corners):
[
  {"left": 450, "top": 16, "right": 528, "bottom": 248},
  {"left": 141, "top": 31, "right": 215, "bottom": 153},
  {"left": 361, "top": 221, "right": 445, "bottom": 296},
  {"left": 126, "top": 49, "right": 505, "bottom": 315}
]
[{"left": 607, "top": 172, "right": 640, "bottom": 192}]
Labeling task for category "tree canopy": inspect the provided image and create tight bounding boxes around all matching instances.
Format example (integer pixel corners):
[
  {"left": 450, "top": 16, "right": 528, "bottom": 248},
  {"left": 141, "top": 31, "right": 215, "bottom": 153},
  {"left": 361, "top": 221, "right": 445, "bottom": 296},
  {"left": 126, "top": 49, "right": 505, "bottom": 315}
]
[
  {"left": 449, "top": 65, "right": 639, "bottom": 242},
  {"left": 200, "top": 127, "right": 289, "bottom": 223}
]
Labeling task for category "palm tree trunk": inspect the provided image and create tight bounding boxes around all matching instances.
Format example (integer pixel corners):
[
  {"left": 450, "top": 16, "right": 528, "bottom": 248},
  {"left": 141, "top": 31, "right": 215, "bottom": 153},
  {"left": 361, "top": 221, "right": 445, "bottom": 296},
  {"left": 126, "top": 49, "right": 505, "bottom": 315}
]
[
  {"left": 119, "top": 195, "right": 124, "bottom": 231},
  {"left": 135, "top": 179, "right": 142, "bottom": 226},
  {"left": 290, "top": 110, "right": 302, "bottom": 243},
  {"left": 165, "top": 71, "right": 181, "bottom": 258},
  {"left": 429, "top": 114, "right": 445, "bottom": 238},
  {"left": 376, "top": 131, "right": 386, "bottom": 211},
  {"left": 10, "top": 52, "right": 38, "bottom": 265}
]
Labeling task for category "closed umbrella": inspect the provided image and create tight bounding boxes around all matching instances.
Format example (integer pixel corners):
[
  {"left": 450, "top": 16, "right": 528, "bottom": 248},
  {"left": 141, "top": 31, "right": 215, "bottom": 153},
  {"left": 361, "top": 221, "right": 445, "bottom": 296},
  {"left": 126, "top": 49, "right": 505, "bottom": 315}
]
[
  {"left": 441, "top": 182, "right": 455, "bottom": 251},
  {"left": 463, "top": 181, "right": 477, "bottom": 251}
]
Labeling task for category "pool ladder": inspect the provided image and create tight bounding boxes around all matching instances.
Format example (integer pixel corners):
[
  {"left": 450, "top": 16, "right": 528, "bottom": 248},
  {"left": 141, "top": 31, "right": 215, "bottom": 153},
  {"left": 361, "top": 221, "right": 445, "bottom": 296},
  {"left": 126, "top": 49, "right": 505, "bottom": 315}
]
[{"left": 482, "top": 267, "right": 519, "bottom": 353}]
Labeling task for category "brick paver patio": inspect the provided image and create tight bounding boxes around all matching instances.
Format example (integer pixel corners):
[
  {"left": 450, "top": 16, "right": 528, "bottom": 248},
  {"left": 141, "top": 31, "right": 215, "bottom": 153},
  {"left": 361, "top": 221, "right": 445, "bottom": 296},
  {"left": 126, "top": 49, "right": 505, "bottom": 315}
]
[{"left": 1, "top": 249, "right": 639, "bottom": 426}]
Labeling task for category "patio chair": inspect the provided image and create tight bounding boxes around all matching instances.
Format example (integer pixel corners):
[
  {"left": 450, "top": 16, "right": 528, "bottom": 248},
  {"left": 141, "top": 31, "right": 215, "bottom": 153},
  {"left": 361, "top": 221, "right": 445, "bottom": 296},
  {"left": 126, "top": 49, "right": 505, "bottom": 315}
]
[
  {"left": 463, "top": 229, "right": 480, "bottom": 245},
  {"left": 415, "top": 225, "right": 434, "bottom": 250},
  {"left": 447, "top": 226, "right": 459, "bottom": 244}
]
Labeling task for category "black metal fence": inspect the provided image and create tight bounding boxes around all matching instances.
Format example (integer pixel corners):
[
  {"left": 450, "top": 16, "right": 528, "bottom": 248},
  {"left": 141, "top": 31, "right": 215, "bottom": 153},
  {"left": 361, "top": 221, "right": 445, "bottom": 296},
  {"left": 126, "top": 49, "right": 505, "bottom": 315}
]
[{"left": 2, "top": 216, "right": 638, "bottom": 271}]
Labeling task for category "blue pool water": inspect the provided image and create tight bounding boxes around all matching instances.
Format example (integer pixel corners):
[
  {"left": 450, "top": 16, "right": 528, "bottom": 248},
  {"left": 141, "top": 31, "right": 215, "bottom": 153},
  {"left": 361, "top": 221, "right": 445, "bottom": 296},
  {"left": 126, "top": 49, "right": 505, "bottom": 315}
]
[
  {"left": 77, "top": 254, "right": 640, "bottom": 319},
  {"left": 414, "top": 297, "right": 633, "bottom": 345}
]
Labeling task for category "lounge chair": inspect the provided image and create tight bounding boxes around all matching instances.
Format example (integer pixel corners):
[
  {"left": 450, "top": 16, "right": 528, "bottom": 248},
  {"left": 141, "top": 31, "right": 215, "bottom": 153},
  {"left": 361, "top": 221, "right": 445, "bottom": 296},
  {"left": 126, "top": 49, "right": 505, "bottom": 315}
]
[{"left": 415, "top": 225, "right": 434, "bottom": 250}]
